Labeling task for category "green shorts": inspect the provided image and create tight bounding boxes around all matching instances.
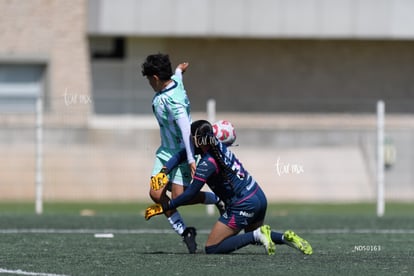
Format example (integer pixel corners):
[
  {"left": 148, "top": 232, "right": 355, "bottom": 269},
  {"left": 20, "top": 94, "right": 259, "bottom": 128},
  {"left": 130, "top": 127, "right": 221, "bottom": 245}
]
[{"left": 152, "top": 147, "right": 192, "bottom": 186}]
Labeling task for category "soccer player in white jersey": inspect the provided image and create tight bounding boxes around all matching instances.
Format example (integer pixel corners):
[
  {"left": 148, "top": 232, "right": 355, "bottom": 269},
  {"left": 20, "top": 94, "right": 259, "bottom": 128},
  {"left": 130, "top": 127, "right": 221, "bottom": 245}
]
[{"left": 141, "top": 53, "right": 220, "bottom": 253}]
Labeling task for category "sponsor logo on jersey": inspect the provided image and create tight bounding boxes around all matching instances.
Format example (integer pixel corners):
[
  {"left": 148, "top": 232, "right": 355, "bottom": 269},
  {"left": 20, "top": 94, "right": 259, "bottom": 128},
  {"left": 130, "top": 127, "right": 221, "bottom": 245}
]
[
  {"left": 199, "top": 160, "right": 208, "bottom": 167},
  {"left": 239, "top": 211, "right": 254, "bottom": 218}
]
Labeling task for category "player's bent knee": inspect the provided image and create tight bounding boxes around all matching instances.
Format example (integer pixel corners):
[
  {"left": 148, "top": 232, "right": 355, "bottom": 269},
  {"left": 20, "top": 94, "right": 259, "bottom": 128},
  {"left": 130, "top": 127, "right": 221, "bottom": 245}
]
[{"left": 149, "top": 189, "right": 161, "bottom": 203}]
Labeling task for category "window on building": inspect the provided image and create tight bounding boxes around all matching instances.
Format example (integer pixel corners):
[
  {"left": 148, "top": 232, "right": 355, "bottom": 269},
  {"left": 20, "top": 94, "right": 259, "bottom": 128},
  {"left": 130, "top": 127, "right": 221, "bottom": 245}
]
[
  {"left": 89, "top": 37, "right": 152, "bottom": 115},
  {"left": 0, "top": 64, "right": 45, "bottom": 113}
]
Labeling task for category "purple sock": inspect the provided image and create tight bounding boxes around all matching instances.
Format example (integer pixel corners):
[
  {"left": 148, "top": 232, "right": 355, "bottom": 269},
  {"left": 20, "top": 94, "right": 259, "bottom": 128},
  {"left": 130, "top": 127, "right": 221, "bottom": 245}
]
[
  {"left": 271, "top": 231, "right": 285, "bottom": 244},
  {"left": 205, "top": 232, "right": 256, "bottom": 254}
]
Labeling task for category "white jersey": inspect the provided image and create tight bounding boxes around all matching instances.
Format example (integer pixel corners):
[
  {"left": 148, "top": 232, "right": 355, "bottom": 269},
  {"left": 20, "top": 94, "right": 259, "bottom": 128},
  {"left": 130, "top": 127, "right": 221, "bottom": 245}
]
[{"left": 152, "top": 72, "right": 193, "bottom": 163}]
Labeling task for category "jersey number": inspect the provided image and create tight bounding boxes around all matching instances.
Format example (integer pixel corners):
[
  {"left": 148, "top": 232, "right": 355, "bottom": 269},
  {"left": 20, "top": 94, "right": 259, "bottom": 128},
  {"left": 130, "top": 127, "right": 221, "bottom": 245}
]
[{"left": 231, "top": 160, "right": 245, "bottom": 180}]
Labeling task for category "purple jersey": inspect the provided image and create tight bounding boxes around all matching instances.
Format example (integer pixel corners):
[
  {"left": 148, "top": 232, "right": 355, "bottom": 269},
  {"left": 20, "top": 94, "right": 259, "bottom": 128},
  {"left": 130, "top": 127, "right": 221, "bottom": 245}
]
[{"left": 168, "top": 142, "right": 257, "bottom": 209}]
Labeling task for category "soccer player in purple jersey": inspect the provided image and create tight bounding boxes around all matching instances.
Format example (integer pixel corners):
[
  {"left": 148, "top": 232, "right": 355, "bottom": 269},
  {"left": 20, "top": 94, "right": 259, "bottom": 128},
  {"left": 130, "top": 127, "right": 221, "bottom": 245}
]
[{"left": 145, "top": 120, "right": 313, "bottom": 255}]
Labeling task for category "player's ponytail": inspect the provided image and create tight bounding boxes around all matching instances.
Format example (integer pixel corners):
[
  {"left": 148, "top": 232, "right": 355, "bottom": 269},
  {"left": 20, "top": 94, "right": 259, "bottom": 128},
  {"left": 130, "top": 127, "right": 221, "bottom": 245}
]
[
  {"left": 191, "top": 120, "right": 235, "bottom": 184},
  {"left": 191, "top": 120, "right": 216, "bottom": 148}
]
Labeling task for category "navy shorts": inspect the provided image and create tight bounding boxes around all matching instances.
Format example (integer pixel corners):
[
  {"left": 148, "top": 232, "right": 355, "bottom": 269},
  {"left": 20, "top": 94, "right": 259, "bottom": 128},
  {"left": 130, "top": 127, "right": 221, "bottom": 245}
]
[{"left": 219, "top": 185, "right": 268, "bottom": 230}]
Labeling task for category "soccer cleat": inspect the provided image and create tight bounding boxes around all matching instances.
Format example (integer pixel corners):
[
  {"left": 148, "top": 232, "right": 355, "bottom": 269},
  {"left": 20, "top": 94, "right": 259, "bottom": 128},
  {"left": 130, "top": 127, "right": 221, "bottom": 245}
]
[
  {"left": 258, "top": 225, "right": 276, "bottom": 255},
  {"left": 283, "top": 230, "right": 313, "bottom": 255},
  {"left": 182, "top": 227, "right": 197, "bottom": 254}
]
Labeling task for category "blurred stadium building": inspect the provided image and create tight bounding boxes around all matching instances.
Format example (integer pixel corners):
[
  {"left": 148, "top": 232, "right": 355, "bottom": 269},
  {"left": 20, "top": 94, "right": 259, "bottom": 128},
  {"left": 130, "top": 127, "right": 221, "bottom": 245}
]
[{"left": 0, "top": 0, "right": 413, "bottom": 203}]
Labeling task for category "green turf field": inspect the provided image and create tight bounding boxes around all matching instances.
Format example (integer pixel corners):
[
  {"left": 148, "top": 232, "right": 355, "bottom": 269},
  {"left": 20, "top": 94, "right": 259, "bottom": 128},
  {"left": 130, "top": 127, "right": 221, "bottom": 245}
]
[{"left": 0, "top": 202, "right": 413, "bottom": 275}]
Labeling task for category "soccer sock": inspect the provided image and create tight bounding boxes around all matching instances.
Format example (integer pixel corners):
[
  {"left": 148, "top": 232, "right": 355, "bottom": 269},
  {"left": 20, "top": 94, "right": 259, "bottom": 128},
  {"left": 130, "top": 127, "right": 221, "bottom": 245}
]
[
  {"left": 253, "top": 227, "right": 261, "bottom": 242},
  {"left": 271, "top": 231, "right": 285, "bottom": 244},
  {"left": 203, "top": 191, "right": 220, "bottom": 204},
  {"left": 167, "top": 212, "right": 186, "bottom": 235},
  {"left": 205, "top": 232, "right": 256, "bottom": 254}
]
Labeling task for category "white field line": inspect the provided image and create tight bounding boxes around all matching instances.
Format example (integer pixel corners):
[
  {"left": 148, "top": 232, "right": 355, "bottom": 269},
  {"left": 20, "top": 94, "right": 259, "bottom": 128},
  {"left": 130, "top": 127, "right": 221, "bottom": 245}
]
[
  {"left": 0, "top": 228, "right": 414, "bottom": 235},
  {"left": 0, "top": 268, "right": 68, "bottom": 276}
]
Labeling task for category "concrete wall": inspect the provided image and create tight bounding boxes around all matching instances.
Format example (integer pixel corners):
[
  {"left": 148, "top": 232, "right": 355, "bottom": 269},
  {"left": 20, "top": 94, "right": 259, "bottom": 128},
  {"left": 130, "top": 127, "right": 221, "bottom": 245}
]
[
  {"left": 0, "top": 0, "right": 91, "bottom": 126},
  {"left": 168, "top": 38, "right": 414, "bottom": 113},
  {"left": 1, "top": 113, "right": 413, "bottom": 202},
  {"left": 1, "top": 0, "right": 413, "bottom": 203},
  {"left": 91, "top": 37, "right": 414, "bottom": 114},
  {"left": 88, "top": 0, "right": 414, "bottom": 39}
]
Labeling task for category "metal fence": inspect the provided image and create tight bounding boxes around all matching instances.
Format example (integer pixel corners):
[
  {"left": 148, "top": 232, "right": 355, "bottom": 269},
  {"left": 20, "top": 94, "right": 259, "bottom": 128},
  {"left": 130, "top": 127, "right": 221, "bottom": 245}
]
[{"left": 1, "top": 98, "right": 413, "bottom": 214}]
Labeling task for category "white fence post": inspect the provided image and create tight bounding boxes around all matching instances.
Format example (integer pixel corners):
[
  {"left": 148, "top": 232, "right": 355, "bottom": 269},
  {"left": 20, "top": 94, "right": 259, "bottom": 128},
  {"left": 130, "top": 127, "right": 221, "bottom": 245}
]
[
  {"left": 35, "top": 95, "right": 44, "bottom": 215},
  {"left": 376, "top": 100, "right": 385, "bottom": 217},
  {"left": 206, "top": 99, "right": 216, "bottom": 216}
]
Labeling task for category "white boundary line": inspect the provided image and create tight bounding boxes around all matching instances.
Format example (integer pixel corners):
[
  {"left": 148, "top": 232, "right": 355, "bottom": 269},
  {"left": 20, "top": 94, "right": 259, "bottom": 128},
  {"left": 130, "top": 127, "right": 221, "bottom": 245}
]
[
  {"left": 0, "top": 228, "right": 413, "bottom": 235},
  {"left": 0, "top": 268, "right": 68, "bottom": 276}
]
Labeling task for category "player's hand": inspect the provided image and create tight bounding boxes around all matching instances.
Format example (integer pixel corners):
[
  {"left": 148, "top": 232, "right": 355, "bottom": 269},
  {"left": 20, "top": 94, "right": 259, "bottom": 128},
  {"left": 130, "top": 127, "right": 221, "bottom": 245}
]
[
  {"left": 144, "top": 203, "right": 164, "bottom": 220},
  {"left": 189, "top": 162, "right": 196, "bottom": 177},
  {"left": 150, "top": 172, "right": 169, "bottom": 191},
  {"left": 176, "top": 62, "right": 189, "bottom": 73}
]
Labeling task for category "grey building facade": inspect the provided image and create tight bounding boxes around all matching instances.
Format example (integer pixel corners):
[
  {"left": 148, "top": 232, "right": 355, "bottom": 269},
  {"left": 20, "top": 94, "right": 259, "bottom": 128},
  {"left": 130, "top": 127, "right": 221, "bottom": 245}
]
[{"left": 0, "top": 0, "right": 413, "bottom": 202}]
